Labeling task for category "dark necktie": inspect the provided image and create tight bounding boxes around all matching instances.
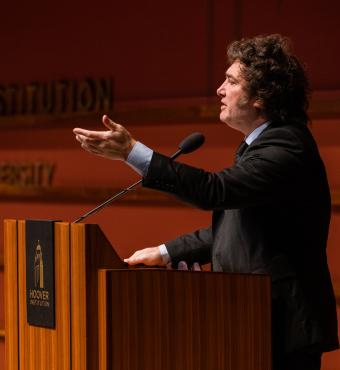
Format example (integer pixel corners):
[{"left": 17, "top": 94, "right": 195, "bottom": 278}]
[{"left": 235, "top": 140, "right": 248, "bottom": 163}]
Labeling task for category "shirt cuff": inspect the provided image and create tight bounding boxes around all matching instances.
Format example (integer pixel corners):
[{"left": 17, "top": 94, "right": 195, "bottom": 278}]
[
  {"left": 159, "top": 244, "right": 170, "bottom": 264},
  {"left": 126, "top": 141, "right": 153, "bottom": 177}
]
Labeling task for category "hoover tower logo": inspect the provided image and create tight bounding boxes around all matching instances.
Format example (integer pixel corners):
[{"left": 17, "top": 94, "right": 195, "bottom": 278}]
[
  {"left": 29, "top": 240, "right": 50, "bottom": 308},
  {"left": 26, "top": 220, "right": 55, "bottom": 328},
  {"left": 34, "top": 241, "right": 44, "bottom": 289}
]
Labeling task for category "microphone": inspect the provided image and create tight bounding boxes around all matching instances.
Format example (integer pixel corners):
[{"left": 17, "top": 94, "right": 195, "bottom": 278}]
[
  {"left": 73, "top": 132, "right": 205, "bottom": 223},
  {"left": 170, "top": 132, "right": 205, "bottom": 159}
]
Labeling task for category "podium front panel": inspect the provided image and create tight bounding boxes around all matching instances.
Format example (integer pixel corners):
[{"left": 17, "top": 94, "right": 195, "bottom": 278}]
[{"left": 101, "top": 269, "right": 271, "bottom": 370}]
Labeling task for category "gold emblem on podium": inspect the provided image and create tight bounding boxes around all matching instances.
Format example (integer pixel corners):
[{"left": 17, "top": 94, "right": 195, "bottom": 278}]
[
  {"left": 34, "top": 241, "right": 44, "bottom": 289},
  {"left": 26, "top": 220, "right": 55, "bottom": 328}
]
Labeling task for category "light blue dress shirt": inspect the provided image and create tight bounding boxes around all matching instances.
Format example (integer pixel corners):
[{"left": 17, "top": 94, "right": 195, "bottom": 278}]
[{"left": 126, "top": 141, "right": 153, "bottom": 176}]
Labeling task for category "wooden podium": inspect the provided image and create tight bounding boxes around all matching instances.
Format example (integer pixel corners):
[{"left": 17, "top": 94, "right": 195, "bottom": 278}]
[{"left": 4, "top": 220, "right": 272, "bottom": 370}]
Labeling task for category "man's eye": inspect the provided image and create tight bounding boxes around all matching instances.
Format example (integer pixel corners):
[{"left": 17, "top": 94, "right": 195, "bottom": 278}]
[{"left": 226, "top": 76, "right": 236, "bottom": 84}]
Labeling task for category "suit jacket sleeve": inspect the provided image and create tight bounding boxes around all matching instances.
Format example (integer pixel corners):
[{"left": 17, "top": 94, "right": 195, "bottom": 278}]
[
  {"left": 165, "top": 226, "right": 213, "bottom": 266},
  {"left": 142, "top": 125, "right": 315, "bottom": 210}
]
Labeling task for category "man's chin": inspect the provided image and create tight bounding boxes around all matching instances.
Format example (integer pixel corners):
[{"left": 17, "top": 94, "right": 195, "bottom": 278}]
[
  {"left": 219, "top": 117, "right": 243, "bottom": 133},
  {"left": 219, "top": 112, "right": 230, "bottom": 125}
]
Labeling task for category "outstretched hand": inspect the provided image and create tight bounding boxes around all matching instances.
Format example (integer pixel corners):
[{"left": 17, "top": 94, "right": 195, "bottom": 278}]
[
  {"left": 73, "top": 115, "right": 136, "bottom": 160},
  {"left": 124, "top": 247, "right": 166, "bottom": 266}
]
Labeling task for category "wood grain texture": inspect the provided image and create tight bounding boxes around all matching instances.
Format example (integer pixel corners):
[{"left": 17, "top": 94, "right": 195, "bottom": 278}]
[
  {"left": 105, "top": 269, "right": 272, "bottom": 370},
  {"left": 54, "top": 223, "right": 71, "bottom": 370},
  {"left": 70, "top": 223, "right": 126, "bottom": 370},
  {"left": 98, "top": 270, "right": 108, "bottom": 370},
  {"left": 4, "top": 219, "right": 19, "bottom": 370},
  {"left": 5, "top": 220, "right": 127, "bottom": 370},
  {"left": 4, "top": 220, "right": 275, "bottom": 370},
  {"left": 84, "top": 224, "right": 126, "bottom": 370},
  {"left": 70, "top": 223, "right": 87, "bottom": 370}
]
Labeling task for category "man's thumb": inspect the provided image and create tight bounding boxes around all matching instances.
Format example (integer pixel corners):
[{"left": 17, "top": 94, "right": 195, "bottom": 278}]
[{"left": 102, "top": 115, "right": 118, "bottom": 131}]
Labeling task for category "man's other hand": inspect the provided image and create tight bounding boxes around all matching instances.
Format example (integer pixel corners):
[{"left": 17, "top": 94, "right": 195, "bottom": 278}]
[{"left": 124, "top": 247, "right": 165, "bottom": 266}]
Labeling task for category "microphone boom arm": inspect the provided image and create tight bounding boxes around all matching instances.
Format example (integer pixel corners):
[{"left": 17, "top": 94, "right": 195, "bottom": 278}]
[{"left": 73, "top": 178, "right": 142, "bottom": 223}]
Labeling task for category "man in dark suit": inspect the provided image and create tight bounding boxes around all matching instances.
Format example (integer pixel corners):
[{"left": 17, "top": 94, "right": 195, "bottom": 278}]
[{"left": 74, "top": 34, "right": 339, "bottom": 369}]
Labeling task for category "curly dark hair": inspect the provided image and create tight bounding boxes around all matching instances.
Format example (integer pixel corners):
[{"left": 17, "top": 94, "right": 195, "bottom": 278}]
[{"left": 227, "top": 34, "right": 310, "bottom": 125}]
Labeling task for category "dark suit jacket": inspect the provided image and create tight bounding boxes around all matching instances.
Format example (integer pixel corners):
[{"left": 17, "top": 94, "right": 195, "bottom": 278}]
[{"left": 142, "top": 121, "right": 339, "bottom": 354}]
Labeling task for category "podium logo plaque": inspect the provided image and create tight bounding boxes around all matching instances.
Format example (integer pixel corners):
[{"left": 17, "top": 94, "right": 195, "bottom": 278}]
[{"left": 26, "top": 220, "right": 56, "bottom": 328}]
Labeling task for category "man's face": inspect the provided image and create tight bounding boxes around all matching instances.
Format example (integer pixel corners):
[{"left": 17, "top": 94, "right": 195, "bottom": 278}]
[{"left": 217, "top": 60, "right": 261, "bottom": 134}]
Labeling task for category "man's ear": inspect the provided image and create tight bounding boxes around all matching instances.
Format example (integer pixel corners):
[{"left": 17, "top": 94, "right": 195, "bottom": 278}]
[{"left": 253, "top": 98, "right": 264, "bottom": 110}]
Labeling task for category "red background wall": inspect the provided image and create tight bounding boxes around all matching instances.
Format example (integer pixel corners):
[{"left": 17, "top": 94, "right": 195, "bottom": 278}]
[{"left": 1, "top": 0, "right": 340, "bottom": 368}]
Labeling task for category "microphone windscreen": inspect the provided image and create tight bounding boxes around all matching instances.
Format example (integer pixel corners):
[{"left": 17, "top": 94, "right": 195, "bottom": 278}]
[{"left": 178, "top": 132, "right": 205, "bottom": 154}]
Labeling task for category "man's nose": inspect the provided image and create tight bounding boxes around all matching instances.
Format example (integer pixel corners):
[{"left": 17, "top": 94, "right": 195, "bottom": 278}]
[{"left": 216, "top": 82, "right": 225, "bottom": 97}]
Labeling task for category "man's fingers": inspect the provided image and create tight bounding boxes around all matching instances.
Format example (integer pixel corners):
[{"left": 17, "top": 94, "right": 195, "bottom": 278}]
[
  {"left": 75, "top": 134, "right": 102, "bottom": 146},
  {"left": 124, "top": 250, "right": 144, "bottom": 264},
  {"left": 73, "top": 128, "right": 108, "bottom": 139},
  {"left": 75, "top": 133, "right": 104, "bottom": 154},
  {"left": 80, "top": 142, "right": 102, "bottom": 155},
  {"left": 124, "top": 256, "right": 141, "bottom": 265},
  {"left": 123, "top": 247, "right": 163, "bottom": 266},
  {"left": 123, "top": 256, "right": 141, "bottom": 265}
]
